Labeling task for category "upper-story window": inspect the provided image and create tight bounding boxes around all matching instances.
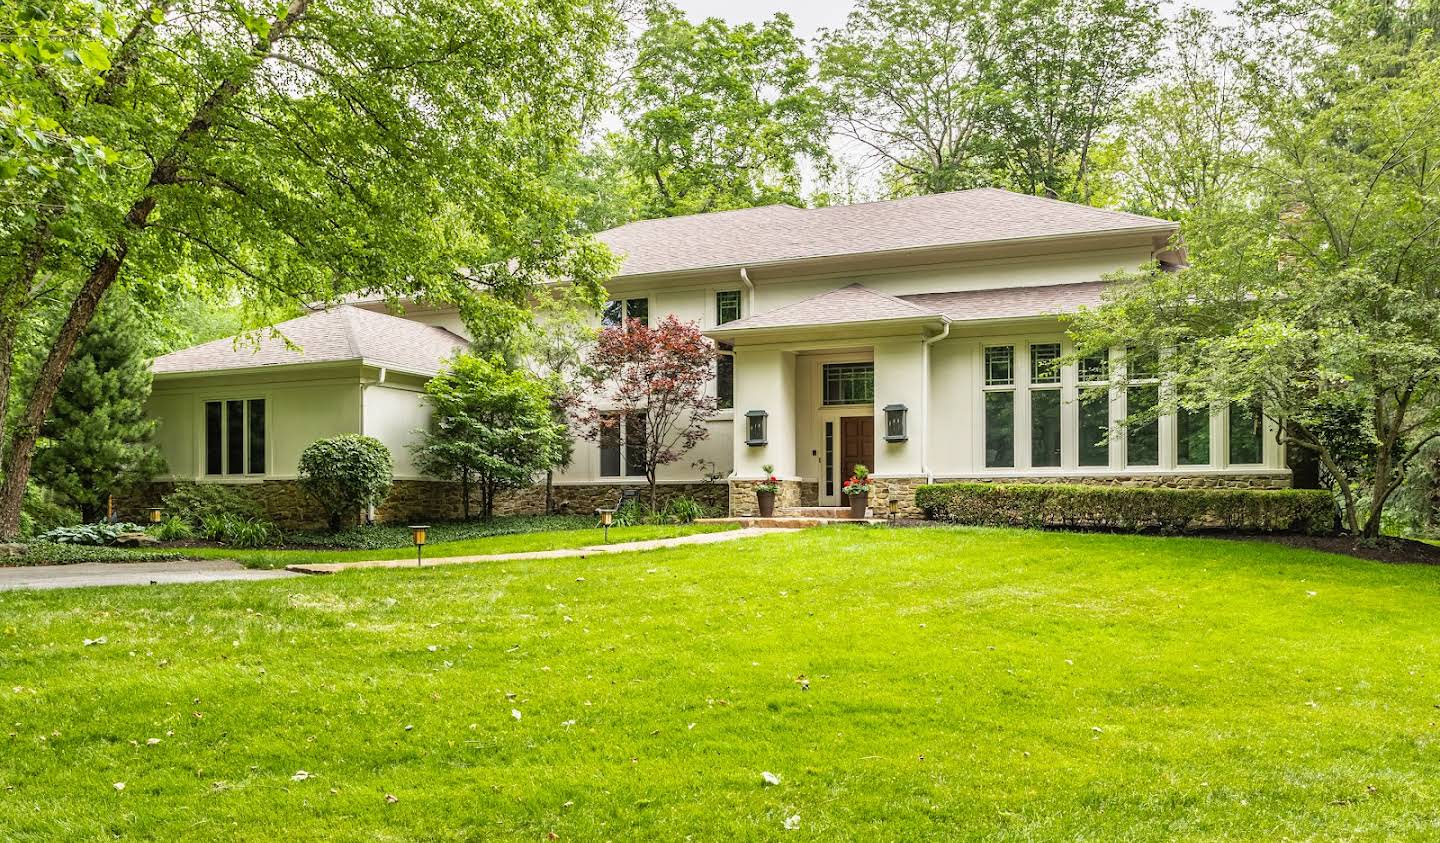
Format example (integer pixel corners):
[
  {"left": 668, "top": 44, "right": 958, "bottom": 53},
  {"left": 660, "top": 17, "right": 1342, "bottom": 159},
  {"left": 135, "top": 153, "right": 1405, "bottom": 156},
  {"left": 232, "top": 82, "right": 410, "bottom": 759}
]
[
  {"left": 822, "top": 363, "right": 874, "bottom": 406},
  {"left": 205, "top": 398, "right": 266, "bottom": 476},
  {"left": 602, "top": 297, "right": 648, "bottom": 328},
  {"left": 716, "top": 290, "right": 743, "bottom": 325}
]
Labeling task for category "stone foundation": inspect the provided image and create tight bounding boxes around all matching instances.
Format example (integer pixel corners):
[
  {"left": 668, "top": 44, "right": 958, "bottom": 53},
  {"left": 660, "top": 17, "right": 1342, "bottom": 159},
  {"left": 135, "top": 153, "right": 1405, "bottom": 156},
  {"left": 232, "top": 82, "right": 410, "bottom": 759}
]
[
  {"left": 729, "top": 479, "right": 804, "bottom": 516},
  {"left": 868, "top": 476, "right": 929, "bottom": 518},
  {"left": 118, "top": 479, "right": 728, "bottom": 529},
  {"left": 934, "top": 472, "right": 1292, "bottom": 491}
]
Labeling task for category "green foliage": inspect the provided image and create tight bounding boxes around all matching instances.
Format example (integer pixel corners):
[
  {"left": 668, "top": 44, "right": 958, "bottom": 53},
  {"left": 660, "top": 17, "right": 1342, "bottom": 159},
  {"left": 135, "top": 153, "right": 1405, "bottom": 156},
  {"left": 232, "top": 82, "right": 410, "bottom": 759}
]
[
  {"left": 615, "top": 2, "right": 830, "bottom": 217},
  {"left": 196, "top": 512, "right": 275, "bottom": 548},
  {"left": 1068, "top": 44, "right": 1440, "bottom": 536},
  {"left": 148, "top": 515, "right": 193, "bottom": 542},
  {"left": 19, "top": 482, "right": 79, "bottom": 539},
  {"left": 607, "top": 496, "right": 710, "bottom": 526},
  {"left": 161, "top": 483, "right": 265, "bottom": 527},
  {"left": 298, "top": 435, "right": 393, "bottom": 532},
  {"left": 915, "top": 482, "right": 1337, "bottom": 535},
  {"left": 30, "top": 295, "right": 165, "bottom": 521},
  {"left": 5, "top": 543, "right": 183, "bottom": 567},
  {"left": 663, "top": 496, "right": 706, "bottom": 525},
  {"left": 818, "top": 0, "right": 1162, "bottom": 200},
  {"left": 278, "top": 516, "right": 596, "bottom": 551},
  {"left": 413, "top": 354, "right": 567, "bottom": 520},
  {"left": 37, "top": 521, "right": 145, "bottom": 545}
]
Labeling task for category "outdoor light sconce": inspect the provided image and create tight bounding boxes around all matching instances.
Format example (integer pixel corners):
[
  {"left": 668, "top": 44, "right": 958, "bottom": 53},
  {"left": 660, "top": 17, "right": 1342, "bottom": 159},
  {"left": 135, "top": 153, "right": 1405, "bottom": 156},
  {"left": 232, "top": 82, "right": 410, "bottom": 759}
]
[
  {"left": 883, "top": 404, "right": 909, "bottom": 442},
  {"left": 148, "top": 507, "right": 164, "bottom": 525},
  {"left": 745, "top": 410, "right": 768, "bottom": 446},
  {"left": 409, "top": 525, "right": 429, "bottom": 567}
]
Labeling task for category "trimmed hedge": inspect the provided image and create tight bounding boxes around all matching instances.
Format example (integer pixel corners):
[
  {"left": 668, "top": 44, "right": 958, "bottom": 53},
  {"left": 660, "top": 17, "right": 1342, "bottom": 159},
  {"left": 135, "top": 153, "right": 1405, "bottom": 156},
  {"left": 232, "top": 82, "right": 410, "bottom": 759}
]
[{"left": 914, "top": 482, "right": 1336, "bottom": 535}]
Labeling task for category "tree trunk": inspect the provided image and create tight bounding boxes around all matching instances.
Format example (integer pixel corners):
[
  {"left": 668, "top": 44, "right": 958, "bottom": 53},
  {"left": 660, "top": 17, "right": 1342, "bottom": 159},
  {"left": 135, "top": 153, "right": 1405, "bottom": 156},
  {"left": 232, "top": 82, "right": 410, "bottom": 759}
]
[
  {"left": 545, "top": 469, "right": 554, "bottom": 515},
  {"left": 0, "top": 0, "right": 311, "bottom": 540},
  {"left": 461, "top": 468, "right": 471, "bottom": 520},
  {"left": 0, "top": 309, "right": 17, "bottom": 467},
  {"left": 648, "top": 471, "right": 658, "bottom": 512}
]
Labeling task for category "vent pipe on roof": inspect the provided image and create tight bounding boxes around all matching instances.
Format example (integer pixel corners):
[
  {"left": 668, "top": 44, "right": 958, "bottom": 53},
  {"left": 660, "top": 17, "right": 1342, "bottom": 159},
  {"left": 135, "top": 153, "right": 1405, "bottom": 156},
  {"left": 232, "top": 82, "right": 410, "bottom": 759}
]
[{"left": 739, "top": 267, "right": 755, "bottom": 314}]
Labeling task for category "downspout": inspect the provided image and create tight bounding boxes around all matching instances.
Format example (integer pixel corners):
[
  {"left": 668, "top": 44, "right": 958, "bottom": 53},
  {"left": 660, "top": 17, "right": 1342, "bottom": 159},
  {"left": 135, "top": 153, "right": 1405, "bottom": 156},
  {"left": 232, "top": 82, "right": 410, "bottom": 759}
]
[
  {"left": 739, "top": 267, "right": 755, "bottom": 315},
  {"left": 921, "top": 321, "right": 951, "bottom": 484}
]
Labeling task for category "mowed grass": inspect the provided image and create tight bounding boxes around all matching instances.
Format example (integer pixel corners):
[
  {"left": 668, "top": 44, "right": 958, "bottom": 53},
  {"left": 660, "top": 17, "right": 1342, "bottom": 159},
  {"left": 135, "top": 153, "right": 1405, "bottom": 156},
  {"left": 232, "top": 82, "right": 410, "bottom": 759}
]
[
  {"left": 180, "top": 522, "right": 736, "bottom": 569},
  {"left": 3, "top": 526, "right": 1440, "bottom": 840}
]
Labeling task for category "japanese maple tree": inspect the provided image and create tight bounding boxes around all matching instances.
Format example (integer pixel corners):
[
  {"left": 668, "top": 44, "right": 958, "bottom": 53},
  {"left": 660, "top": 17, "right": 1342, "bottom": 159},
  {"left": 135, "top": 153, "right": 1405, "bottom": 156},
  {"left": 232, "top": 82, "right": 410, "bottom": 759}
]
[{"left": 578, "top": 316, "right": 717, "bottom": 509}]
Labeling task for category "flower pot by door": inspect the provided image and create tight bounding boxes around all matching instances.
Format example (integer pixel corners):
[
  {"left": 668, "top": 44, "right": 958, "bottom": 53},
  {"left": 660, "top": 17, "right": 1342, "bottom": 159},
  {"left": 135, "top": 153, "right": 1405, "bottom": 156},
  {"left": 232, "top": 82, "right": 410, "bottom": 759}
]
[
  {"left": 847, "top": 491, "right": 868, "bottom": 519},
  {"left": 756, "top": 490, "right": 775, "bottom": 517}
]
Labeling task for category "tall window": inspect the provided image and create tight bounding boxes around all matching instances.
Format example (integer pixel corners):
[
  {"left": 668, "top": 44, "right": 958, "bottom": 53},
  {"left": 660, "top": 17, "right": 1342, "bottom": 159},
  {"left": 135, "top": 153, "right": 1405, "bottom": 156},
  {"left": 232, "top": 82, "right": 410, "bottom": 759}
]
[
  {"left": 1125, "top": 348, "right": 1160, "bottom": 467},
  {"left": 205, "top": 398, "right": 265, "bottom": 476},
  {"left": 983, "top": 346, "right": 1015, "bottom": 468},
  {"left": 715, "top": 342, "right": 734, "bottom": 409},
  {"left": 716, "top": 290, "right": 742, "bottom": 325},
  {"left": 1078, "top": 351, "right": 1110, "bottom": 467},
  {"left": 1177, "top": 406, "right": 1211, "bottom": 466},
  {"left": 600, "top": 413, "right": 648, "bottom": 478},
  {"left": 1229, "top": 400, "right": 1264, "bottom": 465},
  {"left": 602, "top": 297, "right": 648, "bottom": 328},
  {"left": 822, "top": 363, "right": 874, "bottom": 405},
  {"left": 1029, "top": 343, "right": 1061, "bottom": 467}
]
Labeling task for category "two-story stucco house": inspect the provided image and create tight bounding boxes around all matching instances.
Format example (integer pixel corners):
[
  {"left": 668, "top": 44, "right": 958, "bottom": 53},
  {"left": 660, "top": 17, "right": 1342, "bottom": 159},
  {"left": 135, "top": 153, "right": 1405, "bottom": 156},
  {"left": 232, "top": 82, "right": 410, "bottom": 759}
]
[{"left": 137, "top": 188, "right": 1289, "bottom": 525}]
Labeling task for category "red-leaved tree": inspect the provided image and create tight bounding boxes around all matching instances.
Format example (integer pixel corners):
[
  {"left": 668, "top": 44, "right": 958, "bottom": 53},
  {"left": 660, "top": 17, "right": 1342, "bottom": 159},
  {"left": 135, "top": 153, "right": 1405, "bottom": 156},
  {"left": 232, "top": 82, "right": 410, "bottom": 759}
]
[{"left": 578, "top": 316, "right": 716, "bottom": 509}]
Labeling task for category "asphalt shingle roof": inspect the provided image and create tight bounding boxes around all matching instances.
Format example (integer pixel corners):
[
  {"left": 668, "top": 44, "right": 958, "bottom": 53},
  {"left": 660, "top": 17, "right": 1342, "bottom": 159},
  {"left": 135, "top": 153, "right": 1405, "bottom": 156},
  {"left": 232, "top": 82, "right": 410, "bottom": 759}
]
[
  {"left": 712, "top": 284, "right": 942, "bottom": 332},
  {"left": 151, "top": 305, "right": 470, "bottom": 375},
  {"left": 898, "top": 281, "right": 1108, "bottom": 322},
  {"left": 598, "top": 188, "right": 1175, "bottom": 278}
]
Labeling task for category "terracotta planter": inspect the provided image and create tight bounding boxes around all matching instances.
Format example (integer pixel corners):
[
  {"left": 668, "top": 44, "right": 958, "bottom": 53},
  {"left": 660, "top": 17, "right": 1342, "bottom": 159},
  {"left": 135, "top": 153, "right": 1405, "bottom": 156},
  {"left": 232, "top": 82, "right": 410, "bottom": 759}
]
[
  {"left": 756, "top": 489, "right": 776, "bottom": 517},
  {"left": 847, "top": 491, "right": 869, "bottom": 519}
]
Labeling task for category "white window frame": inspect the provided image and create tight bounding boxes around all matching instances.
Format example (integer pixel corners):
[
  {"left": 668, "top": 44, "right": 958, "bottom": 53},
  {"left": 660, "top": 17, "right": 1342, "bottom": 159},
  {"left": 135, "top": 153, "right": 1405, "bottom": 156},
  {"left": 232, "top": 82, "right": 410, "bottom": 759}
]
[
  {"left": 1028, "top": 341, "right": 1064, "bottom": 469},
  {"left": 981, "top": 344, "right": 1018, "bottom": 469}
]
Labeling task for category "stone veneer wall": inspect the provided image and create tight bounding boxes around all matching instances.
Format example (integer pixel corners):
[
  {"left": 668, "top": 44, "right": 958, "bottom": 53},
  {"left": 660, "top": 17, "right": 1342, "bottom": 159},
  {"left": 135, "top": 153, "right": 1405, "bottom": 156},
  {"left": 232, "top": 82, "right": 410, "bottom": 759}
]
[
  {"left": 934, "top": 472, "right": 1292, "bottom": 491},
  {"left": 868, "top": 477, "right": 930, "bottom": 518},
  {"left": 118, "top": 479, "right": 729, "bottom": 529},
  {"left": 729, "top": 479, "right": 804, "bottom": 516}
]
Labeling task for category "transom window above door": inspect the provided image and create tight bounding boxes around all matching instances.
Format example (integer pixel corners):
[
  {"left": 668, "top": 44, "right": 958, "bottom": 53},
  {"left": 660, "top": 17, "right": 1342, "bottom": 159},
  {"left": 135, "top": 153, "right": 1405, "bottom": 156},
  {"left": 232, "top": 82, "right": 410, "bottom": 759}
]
[{"left": 822, "top": 363, "right": 875, "bottom": 406}]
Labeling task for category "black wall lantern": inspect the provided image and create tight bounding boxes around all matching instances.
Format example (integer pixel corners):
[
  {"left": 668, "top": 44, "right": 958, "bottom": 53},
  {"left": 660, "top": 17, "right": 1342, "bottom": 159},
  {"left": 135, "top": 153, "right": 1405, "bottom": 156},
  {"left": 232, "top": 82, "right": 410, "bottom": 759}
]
[
  {"left": 745, "top": 410, "right": 768, "bottom": 446},
  {"left": 883, "top": 403, "right": 908, "bottom": 442}
]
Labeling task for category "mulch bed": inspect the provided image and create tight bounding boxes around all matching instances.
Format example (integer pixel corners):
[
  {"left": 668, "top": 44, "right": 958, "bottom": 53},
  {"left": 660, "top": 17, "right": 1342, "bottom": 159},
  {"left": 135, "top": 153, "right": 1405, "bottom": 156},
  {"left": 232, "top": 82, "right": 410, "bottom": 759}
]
[{"left": 1220, "top": 533, "right": 1440, "bottom": 566}]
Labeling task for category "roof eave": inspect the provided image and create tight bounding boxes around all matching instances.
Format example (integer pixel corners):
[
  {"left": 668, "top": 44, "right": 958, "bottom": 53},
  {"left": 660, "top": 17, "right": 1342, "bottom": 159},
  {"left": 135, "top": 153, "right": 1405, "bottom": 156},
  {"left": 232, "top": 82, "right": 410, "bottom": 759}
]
[
  {"left": 704, "top": 313, "right": 948, "bottom": 341},
  {"left": 151, "top": 357, "right": 445, "bottom": 381},
  {"left": 611, "top": 224, "right": 1179, "bottom": 284}
]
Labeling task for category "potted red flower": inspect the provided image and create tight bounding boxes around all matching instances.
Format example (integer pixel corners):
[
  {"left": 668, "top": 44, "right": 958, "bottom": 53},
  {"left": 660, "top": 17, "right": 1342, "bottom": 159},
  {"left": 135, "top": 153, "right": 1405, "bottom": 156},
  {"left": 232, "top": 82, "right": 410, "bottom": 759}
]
[
  {"left": 755, "top": 464, "right": 781, "bottom": 517},
  {"left": 841, "top": 464, "right": 873, "bottom": 518}
]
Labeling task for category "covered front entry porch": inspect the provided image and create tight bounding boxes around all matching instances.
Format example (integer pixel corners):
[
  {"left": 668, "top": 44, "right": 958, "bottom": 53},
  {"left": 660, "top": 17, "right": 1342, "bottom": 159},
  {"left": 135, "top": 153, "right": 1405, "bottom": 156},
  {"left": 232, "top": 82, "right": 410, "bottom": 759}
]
[{"left": 705, "top": 287, "right": 949, "bottom": 517}]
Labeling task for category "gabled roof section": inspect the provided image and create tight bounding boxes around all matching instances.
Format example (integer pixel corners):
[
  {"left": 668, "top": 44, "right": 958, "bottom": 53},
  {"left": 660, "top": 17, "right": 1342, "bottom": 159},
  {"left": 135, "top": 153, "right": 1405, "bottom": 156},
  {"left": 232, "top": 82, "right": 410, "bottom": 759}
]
[
  {"left": 708, "top": 284, "right": 944, "bottom": 334},
  {"left": 899, "top": 281, "right": 1108, "bottom": 322},
  {"left": 151, "top": 305, "right": 470, "bottom": 376},
  {"left": 599, "top": 188, "right": 1177, "bottom": 278}
]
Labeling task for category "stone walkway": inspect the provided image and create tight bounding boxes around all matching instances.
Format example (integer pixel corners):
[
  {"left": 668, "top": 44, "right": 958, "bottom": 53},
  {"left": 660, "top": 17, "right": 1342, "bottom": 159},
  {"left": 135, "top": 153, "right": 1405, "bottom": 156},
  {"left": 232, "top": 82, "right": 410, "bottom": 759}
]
[
  {"left": 0, "top": 559, "right": 300, "bottom": 592},
  {"left": 286, "top": 526, "right": 786, "bottom": 574}
]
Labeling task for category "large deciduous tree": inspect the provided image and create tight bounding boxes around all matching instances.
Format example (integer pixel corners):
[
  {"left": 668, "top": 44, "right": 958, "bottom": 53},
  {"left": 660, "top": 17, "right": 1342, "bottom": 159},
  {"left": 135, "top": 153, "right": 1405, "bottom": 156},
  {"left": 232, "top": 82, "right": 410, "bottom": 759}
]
[
  {"left": 1068, "top": 48, "right": 1440, "bottom": 536},
  {"left": 817, "top": 0, "right": 1161, "bottom": 201},
  {"left": 577, "top": 316, "right": 715, "bottom": 509},
  {"left": 0, "top": 0, "right": 618, "bottom": 539},
  {"left": 616, "top": 2, "right": 830, "bottom": 217},
  {"left": 413, "top": 354, "right": 567, "bottom": 521}
]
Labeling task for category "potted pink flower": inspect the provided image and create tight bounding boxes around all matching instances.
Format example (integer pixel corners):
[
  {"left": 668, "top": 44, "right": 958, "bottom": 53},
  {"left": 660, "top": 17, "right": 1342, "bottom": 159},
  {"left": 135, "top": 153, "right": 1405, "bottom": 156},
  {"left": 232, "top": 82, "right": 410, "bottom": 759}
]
[
  {"left": 755, "top": 464, "right": 781, "bottom": 517},
  {"left": 841, "top": 464, "right": 873, "bottom": 518}
]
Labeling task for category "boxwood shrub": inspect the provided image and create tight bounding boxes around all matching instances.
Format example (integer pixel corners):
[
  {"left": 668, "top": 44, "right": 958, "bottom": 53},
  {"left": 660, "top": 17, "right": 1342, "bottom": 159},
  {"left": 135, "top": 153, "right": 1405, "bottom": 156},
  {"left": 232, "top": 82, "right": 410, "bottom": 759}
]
[{"left": 914, "top": 482, "right": 1336, "bottom": 535}]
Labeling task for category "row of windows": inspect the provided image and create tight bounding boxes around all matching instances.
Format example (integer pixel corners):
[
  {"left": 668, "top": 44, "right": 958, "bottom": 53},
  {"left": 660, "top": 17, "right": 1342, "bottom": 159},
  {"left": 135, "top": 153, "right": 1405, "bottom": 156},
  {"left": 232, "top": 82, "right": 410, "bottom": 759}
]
[
  {"left": 601, "top": 290, "right": 746, "bottom": 330},
  {"left": 983, "top": 345, "right": 1265, "bottom": 469}
]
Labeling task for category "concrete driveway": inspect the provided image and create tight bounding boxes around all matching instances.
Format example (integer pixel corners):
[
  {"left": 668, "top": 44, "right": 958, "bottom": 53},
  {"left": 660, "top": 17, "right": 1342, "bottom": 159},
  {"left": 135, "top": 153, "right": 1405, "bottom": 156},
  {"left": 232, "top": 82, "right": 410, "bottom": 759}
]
[{"left": 0, "top": 559, "right": 299, "bottom": 591}]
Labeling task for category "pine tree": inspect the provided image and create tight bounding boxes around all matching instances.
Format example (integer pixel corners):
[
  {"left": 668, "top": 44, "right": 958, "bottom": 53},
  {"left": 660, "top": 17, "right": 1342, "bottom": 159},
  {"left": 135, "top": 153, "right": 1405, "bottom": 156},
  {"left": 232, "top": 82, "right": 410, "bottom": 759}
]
[{"left": 31, "top": 299, "right": 164, "bottom": 522}]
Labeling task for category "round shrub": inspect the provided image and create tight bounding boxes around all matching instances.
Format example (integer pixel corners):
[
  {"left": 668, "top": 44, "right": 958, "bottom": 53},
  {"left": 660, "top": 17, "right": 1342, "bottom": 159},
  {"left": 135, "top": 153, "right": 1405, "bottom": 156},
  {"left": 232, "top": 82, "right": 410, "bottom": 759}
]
[{"left": 298, "top": 435, "right": 393, "bottom": 531}]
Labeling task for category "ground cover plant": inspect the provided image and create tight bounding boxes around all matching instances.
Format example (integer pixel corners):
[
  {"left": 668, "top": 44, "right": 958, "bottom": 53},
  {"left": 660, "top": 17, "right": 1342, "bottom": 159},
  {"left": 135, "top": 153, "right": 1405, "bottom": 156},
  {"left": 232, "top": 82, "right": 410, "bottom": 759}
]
[{"left": 2, "top": 526, "right": 1439, "bottom": 839}]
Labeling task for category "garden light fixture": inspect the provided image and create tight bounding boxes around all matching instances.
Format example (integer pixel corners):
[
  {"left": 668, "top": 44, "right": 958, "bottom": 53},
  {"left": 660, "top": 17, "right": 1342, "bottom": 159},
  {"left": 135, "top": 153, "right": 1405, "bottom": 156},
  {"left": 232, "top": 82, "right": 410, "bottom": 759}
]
[
  {"left": 597, "top": 508, "right": 615, "bottom": 542},
  {"left": 410, "top": 525, "right": 429, "bottom": 567},
  {"left": 148, "top": 507, "right": 164, "bottom": 525}
]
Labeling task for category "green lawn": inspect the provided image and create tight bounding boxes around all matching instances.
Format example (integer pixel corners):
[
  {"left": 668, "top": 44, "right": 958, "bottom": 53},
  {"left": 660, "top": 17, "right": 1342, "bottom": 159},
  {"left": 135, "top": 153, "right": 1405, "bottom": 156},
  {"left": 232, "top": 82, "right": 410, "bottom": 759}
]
[
  {"left": 179, "top": 522, "right": 736, "bottom": 569},
  {"left": 3, "top": 526, "right": 1439, "bottom": 840}
]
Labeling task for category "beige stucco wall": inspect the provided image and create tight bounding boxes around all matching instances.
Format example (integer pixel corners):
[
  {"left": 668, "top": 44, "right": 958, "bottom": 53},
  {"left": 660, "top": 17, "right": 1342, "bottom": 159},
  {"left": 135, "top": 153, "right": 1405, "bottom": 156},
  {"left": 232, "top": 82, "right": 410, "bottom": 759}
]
[
  {"left": 148, "top": 366, "right": 364, "bottom": 481},
  {"left": 361, "top": 379, "right": 433, "bottom": 479}
]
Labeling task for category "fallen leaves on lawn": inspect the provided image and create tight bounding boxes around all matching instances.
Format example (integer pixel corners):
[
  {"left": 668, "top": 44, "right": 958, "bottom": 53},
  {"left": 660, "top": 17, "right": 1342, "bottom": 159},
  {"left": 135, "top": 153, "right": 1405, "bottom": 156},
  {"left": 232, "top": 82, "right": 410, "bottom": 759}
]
[
  {"left": 511, "top": 709, "right": 522, "bottom": 721},
  {"left": 83, "top": 637, "right": 107, "bottom": 647},
  {"left": 385, "top": 793, "right": 399, "bottom": 804},
  {"left": 783, "top": 814, "right": 800, "bottom": 830},
  {"left": 291, "top": 770, "right": 312, "bottom": 781},
  {"left": 762, "top": 771, "right": 781, "bottom": 786}
]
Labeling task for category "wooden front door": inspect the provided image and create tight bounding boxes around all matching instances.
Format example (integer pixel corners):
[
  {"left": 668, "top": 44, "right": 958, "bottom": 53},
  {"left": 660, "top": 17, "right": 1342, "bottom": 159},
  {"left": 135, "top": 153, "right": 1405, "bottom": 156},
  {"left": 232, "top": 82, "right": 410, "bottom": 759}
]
[{"left": 840, "top": 416, "right": 874, "bottom": 487}]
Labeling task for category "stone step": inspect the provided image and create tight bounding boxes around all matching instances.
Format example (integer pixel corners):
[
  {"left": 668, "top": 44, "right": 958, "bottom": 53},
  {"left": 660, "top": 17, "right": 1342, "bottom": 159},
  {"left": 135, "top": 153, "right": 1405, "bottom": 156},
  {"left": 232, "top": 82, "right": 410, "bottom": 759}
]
[
  {"left": 696, "top": 516, "right": 886, "bottom": 529},
  {"left": 780, "top": 507, "right": 867, "bottom": 519}
]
